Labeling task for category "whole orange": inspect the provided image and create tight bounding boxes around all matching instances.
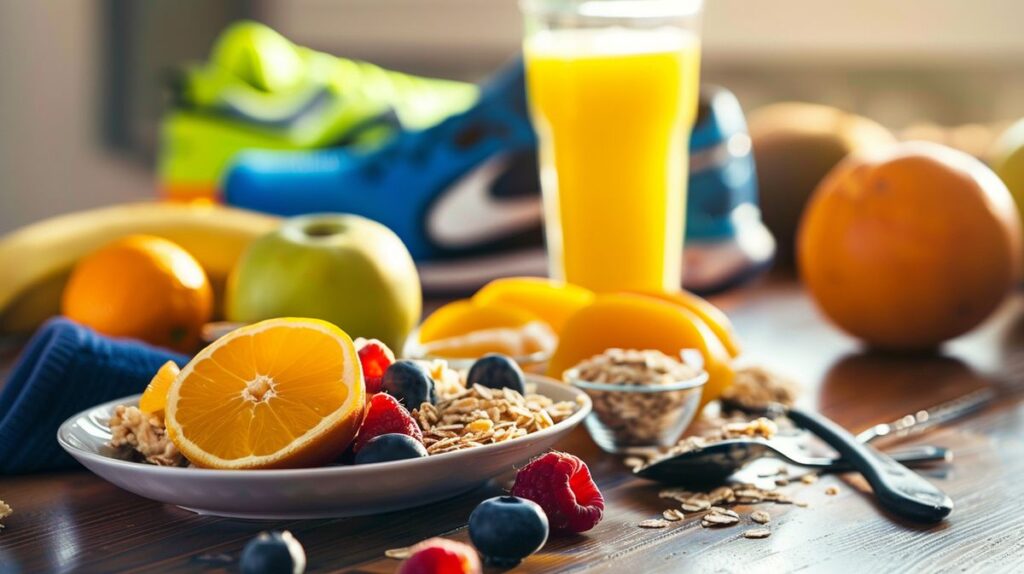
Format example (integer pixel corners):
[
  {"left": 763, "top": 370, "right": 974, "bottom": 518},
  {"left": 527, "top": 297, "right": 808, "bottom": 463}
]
[
  {"left": 62, "top": 235, "right": 213, "bottom": 352},
  {"left": 798, "top": 142, "right": 1022, "bottom": 350}
]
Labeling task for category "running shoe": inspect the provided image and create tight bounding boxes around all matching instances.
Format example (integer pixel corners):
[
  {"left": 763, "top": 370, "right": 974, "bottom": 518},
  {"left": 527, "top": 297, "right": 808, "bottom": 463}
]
[{"left": 158, "top": 21, "right": 477, "bottom": 202}]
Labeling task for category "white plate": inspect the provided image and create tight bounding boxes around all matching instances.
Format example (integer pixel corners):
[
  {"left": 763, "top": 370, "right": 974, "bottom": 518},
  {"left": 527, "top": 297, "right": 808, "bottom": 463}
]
[{"left": 57, "top": 376, "right": 590, "bottom": 519}]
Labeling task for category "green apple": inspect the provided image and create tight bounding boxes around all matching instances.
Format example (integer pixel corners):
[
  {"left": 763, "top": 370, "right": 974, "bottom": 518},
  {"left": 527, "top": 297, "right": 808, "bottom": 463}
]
[{"left": 226, "top": 214, "right": 421, "bottom": 351}]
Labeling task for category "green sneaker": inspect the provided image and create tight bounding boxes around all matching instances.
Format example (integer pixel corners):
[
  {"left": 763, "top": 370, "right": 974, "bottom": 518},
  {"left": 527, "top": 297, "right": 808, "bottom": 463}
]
[{"left": 158, "top": 20, "right": 477, "bottom": 201}]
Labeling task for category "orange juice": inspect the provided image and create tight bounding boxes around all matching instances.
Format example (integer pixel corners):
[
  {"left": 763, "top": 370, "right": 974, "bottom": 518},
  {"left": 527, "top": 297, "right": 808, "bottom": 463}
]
[{"left": 525, "top": 29, "right": 701, "bottom": 292}]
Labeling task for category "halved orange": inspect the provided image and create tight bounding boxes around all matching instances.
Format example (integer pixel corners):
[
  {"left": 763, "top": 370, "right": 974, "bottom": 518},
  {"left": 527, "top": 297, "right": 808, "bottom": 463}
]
[
  {"left": 418, "top": 299, "right": 539, "bottom": 343},
  {"left": 139, "top": 361, "right": 180, "bottom": 416},
  {"left": 165, "top": 318, "right": 365, "bottom": 469},
  {"left": 472, "top": 277, "right": 594, "bottom": 335}
]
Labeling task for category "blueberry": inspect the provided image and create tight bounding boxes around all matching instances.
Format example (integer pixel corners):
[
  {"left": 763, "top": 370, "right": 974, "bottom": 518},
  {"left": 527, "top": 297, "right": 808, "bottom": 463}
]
[
  {"left": 468, "top": 495, "right": 549, "bottom": 567},
  {"left": 240, "top": 530, "right": 306, "bottom": 574},
  {"left": 353, "top": 433, "right": 428, "bottom": 465},
  {"left": 467, "top": 354, "right": 526, "bottom": 394},
  {"left": 382, "top": 360, "right": 437, "bottom": 407}
]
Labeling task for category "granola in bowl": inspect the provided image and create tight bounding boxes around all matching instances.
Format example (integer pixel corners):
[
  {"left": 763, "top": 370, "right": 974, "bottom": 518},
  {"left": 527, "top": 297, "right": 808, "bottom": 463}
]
[{"left": 565, "top": 348, "right": 708, "bottom": 453}]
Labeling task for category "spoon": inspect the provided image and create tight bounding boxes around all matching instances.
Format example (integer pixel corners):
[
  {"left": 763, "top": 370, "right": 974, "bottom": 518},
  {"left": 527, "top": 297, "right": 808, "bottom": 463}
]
[{"left": 635, "top": 439, "right": 948, "bottom": 486}]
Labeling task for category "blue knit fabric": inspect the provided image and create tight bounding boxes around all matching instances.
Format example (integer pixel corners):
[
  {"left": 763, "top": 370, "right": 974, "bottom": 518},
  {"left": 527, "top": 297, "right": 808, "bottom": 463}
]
[{"left": 0, "top": 318, "right": 187, "bottom": 474}]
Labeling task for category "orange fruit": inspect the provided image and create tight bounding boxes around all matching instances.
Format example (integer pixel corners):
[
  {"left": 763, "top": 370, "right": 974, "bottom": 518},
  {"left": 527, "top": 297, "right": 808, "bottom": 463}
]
[
  {"left": 139, "top": 361, "right": 180, "bottom": 416},
  {"left": 472, "top": 277, "right": 594, "bottom": 335},
  {"left": 418, "top": 299, "right": 539, "bottom": 343},
  {"left": 62, "top": 235, "right": 213, "bottom": 353},
  {"left": 798, "top": 142, "right": 1022, "bottom": 350},
  {"left": 633, "top": 289, "right": 742, "bottom": 358},
  {"left": 548, "top": 293, "right": 734, "bottom": 406},
  {"left": 420, "top": 322, "right": 557, "bottom": 359},
  {"left": 165, "top": 318, "right": 365, "bottom": 469}
]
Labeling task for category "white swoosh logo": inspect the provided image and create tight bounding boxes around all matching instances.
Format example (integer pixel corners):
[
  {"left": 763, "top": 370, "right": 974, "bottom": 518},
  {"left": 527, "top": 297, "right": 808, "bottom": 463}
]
[{"left": 426, "top": 154, "right": 543, "bottom": 249}]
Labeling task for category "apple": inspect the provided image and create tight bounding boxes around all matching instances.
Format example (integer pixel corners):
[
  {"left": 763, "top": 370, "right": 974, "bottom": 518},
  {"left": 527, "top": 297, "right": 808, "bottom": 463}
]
[{"left": 226, "top": 214, "right": 421, "bottom": 351}]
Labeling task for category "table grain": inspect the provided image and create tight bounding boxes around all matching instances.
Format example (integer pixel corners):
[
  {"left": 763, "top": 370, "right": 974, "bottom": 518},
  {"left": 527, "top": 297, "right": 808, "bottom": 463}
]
[{"left": 2, "top": 279, "right": 1023, "bottom": 573}]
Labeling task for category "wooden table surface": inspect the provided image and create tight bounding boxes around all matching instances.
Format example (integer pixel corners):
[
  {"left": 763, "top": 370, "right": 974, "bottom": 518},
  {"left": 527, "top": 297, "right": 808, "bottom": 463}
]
[{"left": 2, "top": 279, "right": 1023, "bottom": 573}]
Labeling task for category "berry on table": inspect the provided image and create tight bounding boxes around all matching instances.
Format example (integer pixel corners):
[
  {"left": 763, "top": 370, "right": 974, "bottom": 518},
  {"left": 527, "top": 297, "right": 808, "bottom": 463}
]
[
  {"left": 382, "top": 360, "right": 438, "bottom": 407},
  {"left": 466, "top": 354, "right": 526, "bottom": 394},
  {"left": 356, "top": 338, "right": 395, "bottom": 394},
  {"left": 511, "top": 451, "right": 604, "bottom": 534},
  {"left": 353, "top": 393, "right": 423, "bottom": 453},
  {"left": 354, "top": 433, "right": 428, "bottom": 465},
  {"left": 398, "top": 537, "right": 481, "bottom": 574},
  {"left": 468, "top": 495, "right": 548, "bottom": 567},
  {"left": 240, "top": 530, "right": 306, "bottom": 574}
]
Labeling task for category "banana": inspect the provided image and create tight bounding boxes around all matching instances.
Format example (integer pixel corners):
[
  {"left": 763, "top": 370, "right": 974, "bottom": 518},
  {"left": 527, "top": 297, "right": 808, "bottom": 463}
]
[{"left": 0, "top": 202, "right": 280, "bottom": 334}]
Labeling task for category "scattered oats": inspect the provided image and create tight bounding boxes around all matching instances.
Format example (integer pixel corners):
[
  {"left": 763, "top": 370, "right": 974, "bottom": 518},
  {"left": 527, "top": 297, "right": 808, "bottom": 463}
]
[
  {"left": 709, "top": 506, "right": 739, "bottom": 518},
  {"left": 800, "top": 473, "right": 818, "bottom": 485},
  {"left": 775, "top": 477, "right": 790, "bottom": 486},
  {"left": 623, "top": 456, "right": 645, "bottom": 470},
  {"left": 639, "top": 519, "right": 670, "bottom": 529},
  {"left": 709, "top": 486, "right": 735, "bottom": 505},
  {"left": 825, "top": 486, "right": 840, "bottom": 496},
  {"left": 751, "top": 510, "right": 771, "bottom": 524},
  {"left": 682, "top": 498, "right": 711, "bottom": 512},
  {"left": 384, "top": 547, "right": 412, "bottom": 560},
  {"left": 743, "top": 528, "right": 772, "bottom": 539},
  {"left": 662, "top": 509, "right": 685, "bottom": 521},
  {"left": 733, "top": 488, "right": 763, "bottom": 500},
  {"left": 0, "top": 499, "right": 10, "bottom": 529},
  {"left": 658, "top": 488, "right": 692, "bottom": 501},
  {"left": 722, "top": 366, "right": 800, "bottom": 410},
  {"left": 701, "top": 513, "right": 740, "bottom": 527}
]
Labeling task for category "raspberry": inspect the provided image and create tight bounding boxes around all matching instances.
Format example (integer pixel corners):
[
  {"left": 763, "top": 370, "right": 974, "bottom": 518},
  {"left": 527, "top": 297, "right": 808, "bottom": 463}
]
[
  {"left": 353, "top": 393, "right": 422, "bottom": 452},
  {"left": 511, "top": 451, "right": 604, "bottom": 534},
  {"left": 356, "top": 338, "right": 395, "bottom": 394},
  {"left": 398, "top": 538, "right": 481, "bottom": 574}
]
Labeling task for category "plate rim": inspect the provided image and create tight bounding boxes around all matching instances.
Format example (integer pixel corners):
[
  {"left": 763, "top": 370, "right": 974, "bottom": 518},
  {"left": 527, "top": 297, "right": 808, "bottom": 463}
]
[{"left": 57, "top": 374, "right": 591, "bottom": 479}]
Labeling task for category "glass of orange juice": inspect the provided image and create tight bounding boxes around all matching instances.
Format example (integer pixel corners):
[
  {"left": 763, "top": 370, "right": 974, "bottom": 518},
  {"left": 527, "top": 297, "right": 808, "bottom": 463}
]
[{"left": 521, "top": 0, "right": 703, "bottom": 293}]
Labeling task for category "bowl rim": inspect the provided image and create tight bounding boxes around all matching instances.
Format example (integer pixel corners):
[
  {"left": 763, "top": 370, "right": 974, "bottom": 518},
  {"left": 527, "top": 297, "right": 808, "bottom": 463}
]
[
  {"left": 56, "top": 375, "right": 590, "bottom": 479},
  {"left": 564, "top": 368, "right": 708, "bottom": 393}
]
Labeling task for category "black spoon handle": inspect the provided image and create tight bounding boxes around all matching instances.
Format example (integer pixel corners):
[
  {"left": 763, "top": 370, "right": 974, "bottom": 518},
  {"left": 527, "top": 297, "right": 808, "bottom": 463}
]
[
  {"left": 787, "top": 407, "right": 954, "bottom": 523},
  {"left": 822, "top": 445, "right": 950, "bottom": 472}
]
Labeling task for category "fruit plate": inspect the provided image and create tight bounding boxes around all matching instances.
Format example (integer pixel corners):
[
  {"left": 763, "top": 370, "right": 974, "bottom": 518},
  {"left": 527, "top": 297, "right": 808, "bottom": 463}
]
[{"left": 57, "top": 376, "right": 590, "bottom": 519}]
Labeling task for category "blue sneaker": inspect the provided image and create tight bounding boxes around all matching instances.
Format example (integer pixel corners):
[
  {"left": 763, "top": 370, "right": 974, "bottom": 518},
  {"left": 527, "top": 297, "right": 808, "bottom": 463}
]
[
  {"left": 683, "top": 86, "right": 775, "bottom": 294},
  {"left": 225, "top": 64, "right": 773, "bottom": 294},
  {"left": 225, "top": 61, "right": 548, "bottom": 293}
]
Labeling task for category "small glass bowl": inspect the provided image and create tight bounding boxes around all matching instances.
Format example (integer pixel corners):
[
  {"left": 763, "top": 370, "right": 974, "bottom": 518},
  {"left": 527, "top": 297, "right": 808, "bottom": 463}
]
[
  {"left": 566, "top": 367, "right": 708, "bottom": 454},
  {"left": 402, "top": 328, "right": 553, "bottom": 374}
]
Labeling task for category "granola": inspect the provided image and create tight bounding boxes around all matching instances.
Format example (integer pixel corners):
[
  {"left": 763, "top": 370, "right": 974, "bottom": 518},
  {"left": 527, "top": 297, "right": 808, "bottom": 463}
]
[
  {"left": 412, "top": 383, "right": 580, "bottom": 455},
  {"left": 568, "top": 349, "right": 703, "bottom": 447},
  {"left": 0, "top": 499, "right": 11, "bottom": 529},
  {"left": 108, "top": 405, "right": 186, "bottom": 467},
  {"left": 721, "top": 366, "right": 800, "bottom": 410}
]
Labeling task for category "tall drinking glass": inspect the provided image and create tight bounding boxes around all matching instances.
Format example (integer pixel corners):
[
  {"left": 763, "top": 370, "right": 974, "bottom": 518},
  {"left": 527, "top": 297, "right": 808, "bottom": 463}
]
[{"left": 521, "top": 0, "right": 703, "bottom": 293}]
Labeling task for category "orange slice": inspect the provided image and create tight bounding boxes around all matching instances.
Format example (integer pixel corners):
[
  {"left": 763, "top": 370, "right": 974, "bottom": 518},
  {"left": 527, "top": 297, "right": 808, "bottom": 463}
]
[
  {"left": 632, "top": 289, "right": 743, "bottom": 358},
  {"left": 549, "top": 293, "right": 734, "bottom": 407},
  {"left": 420, "top": 321, "right": 557, "bottom": 359},
  {"left": 165, "top": 318, "right": 365, "bottom": 469},
  {"left": 139, "top": 361, "right": 180, "bottom": 416},
  {"left": 472, "top": 277, "right": 594, "bottom": 335},
  {"left": 418, "top": 299, "right": 538, "bottom": 343}
]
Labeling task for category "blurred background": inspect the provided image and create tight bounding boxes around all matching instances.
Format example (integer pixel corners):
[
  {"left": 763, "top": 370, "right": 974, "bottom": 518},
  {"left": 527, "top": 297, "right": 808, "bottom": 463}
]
[{"left": 3, "top": 0, "right": 1024, "bottom": 233}]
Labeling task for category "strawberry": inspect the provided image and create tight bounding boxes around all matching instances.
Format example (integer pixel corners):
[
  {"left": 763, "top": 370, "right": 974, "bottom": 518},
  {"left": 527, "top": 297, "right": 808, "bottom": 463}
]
[{"left": 353, "top": 393, "right": 422, "bottom": 453}]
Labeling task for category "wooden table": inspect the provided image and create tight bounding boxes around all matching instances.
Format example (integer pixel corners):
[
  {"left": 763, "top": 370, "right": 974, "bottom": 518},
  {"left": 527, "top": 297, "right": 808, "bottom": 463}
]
[{"left": 2, "top": 279, "right": 1023, "bottom": 573}]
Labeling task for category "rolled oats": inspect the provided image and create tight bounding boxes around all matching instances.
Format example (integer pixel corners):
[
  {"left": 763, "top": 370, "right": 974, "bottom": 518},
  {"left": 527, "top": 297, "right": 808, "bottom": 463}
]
[
  {"left": 413, "top": 383, "right": 577, "bottom": 455},
  {"left": 570, "top": 349, "right": 703, "bottom": 446},
  {"left": 721, "top": 366, "right": 800, "bottom": 411},
  {"left": 108, "top": 405, "right": 185, "bottom": 467},
  {"left": 0, "top": 499, "right": 11, "bottom": 529},
  {"left": 743, "top": 528, "right": 772, "bottom": 539},
  {"left": 750, "top": 510, "right": 771, "bottom": 524},
  {"left": 662, "top": 509, "right": 685, "bottom": 521},
  {"left": 825, "top": 486, "right": 840, "bottom": 496},
  {"left": 639, "top": 519, "right": 671, "bottom": 529}
]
